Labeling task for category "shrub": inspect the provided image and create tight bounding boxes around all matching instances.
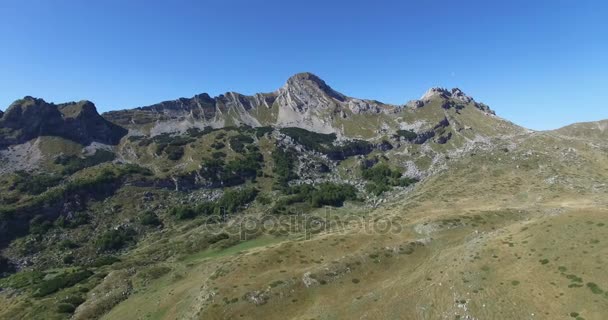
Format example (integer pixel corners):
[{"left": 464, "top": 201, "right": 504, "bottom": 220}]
[
  {"left": 394, "top": 129, "right": 417, "bottom": 140},
  {"left": 200, "top": 149, "right": 263, "bottom": 187},
  {"left": 61, "top": 295, "right": 85, "bottom": 307},
  {"left": 164, "top": 145, "right": 184, "bottom": 160},
  {"left": 60, "top": 239, "right": 80, "bottom": 250},
  {"left": 169, "top": 187, "right": 258, "bottom": 220},
  {"left": 55, "top": 150, "right": 116, "bottom": 174},
  {"left": 587, "top": 282, "right": 604, "bottom": 294},
  {"left": 229, "top": 134, "right": 254, "bottom": 153},
  {"left": 63, "top": 255, "right": 75, "bottom": 264},
  {"left": 170, "top": 206, "right": 198, "bottom": 220},
  {"left": 254, "top": 126, "right": 273, "bottom": 138},
  {"left": 310, "top": 183, "right": 357, "bottom": 207},
  {"left": 217, "top": 188, "right": 259, "bottom": 214},
  {"left": 29, "top": 215, "right": 52, "bottom": 235},
  {"left": 56, "top": 303, "right": 76, "bottom": 313},
  {"left": 211, "top": 141, "right": 225, "bottom": 150},
  {"left": 55, "top": 212, "right": 90, "bottom": 229},
  {"left": 33, "top": 269, "right": 93, "bottom": 297},
  {"left": 272, "top": 148, "right": 298, "bottom": 189},
  {"left": 140, "top": 211, "right": 162, "bottom": 226},
  {"left": 361, "top": 163, "right": 418, "bottom": 195},
  {"left": 272, "top": 183, "right": 357, "bottom": 212},
  {"left": 280, "top": 127, "right": 336, "bottom": 152},
  {"left": 88, "top": 256, "right": 121, "bottom": 268},
  {"left": 211, "top": 151, "right": 226, "bottom": 159},
  {"left": 96, "top": 228, "right": 136, "bottom": 252},
  {"left": 12, "top": 171, "right": 62, "bottom": 195}
]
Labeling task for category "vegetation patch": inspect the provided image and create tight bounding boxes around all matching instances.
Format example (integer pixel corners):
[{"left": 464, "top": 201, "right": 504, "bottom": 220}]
[
  {"left": 32, "top": 269, "right": 93, "bottom": 297},
  {"left": 55, "top": 149, "right": 116, "bottom": 174},
  {"left": 361, "top": 163, "right": 418, "bottom": 195}
]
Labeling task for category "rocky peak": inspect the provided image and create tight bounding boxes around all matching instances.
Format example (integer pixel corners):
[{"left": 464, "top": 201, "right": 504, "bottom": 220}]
[
  {"left": 0, "top": 97, "right": 127, "bottom": 148},
  {"left": 1, "top": 96, "right": 61, "bottom": 129},
  {"left": 57, "top": 100, "right": 99, "bottom": 119},
  {"left": 420, "top": 87, "right": 475, "bottom": 103},
  {"left": 278, "top": 72, "right": 346, "bottom": 107}
]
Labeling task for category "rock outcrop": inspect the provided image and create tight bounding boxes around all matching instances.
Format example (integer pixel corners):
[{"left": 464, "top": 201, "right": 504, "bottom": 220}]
[
  {"left": 0, "top": 97, "right": 127, "bottom": 149},
  {"left": 103, "top": 72, "right": 400, "bottom": 134}
]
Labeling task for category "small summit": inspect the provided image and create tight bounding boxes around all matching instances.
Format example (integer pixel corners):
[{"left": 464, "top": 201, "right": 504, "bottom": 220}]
[
  {"left": 281, "top": 72, "right": 346, "bottom": 102},
  {"left": 420, "top": 87, "right": 475, "bottom": 104}
]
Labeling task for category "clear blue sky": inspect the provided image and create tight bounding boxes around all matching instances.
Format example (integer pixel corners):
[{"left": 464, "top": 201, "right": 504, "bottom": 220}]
[{"left": 1, "top": 0, "right": 606, "bottom": 130}]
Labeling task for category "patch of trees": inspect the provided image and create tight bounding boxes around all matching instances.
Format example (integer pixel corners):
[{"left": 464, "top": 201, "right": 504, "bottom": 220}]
[
  {"left": 32, "top": 269, "right": 93, "bottom": 297},
  {"left": 394, "top": 129, "right": 417, "bottom": 141},
  {"left": 12, "top": 171, "right": 62, "bottom": 195},
  {"left": 324, "top": 140, "right": 374, "bottom": 160},
  {"left": 140, "top": 211, "right": 162, "bottom": 227},
  {"left": 96, "top": 227, "right": 136, "bottom": 252},
  {"left": 54, "top": 149, "right": 116, "bottom": 174},
  {"left": 170, "top": 187, "right": 258, "bottom": 220},
  {"left": 254, "top": 126, "right": 273, "bottom": 138},
  {"left": 272, "top": 182, "right": 358, "bottom": 214},
  {"left": 200, "top": 148, "right": 263, "bottom": 187},
  {"left": 272, "top": 147, "right": 298, "bottom": 189},
  {"left": 55, "top": 212, "right": 90, "bottom": 229},
  {"left": 280, "top": 127, "right": 372, "bottom": 159},
  {"left": 280, "top": 127, "right": 336, "bottom": 151},
  {"left": 228, "top": 134, "right": 254, "bottom": 153},
  {"left": 361, "top": 163, "right": 418, "bottom": 196}
]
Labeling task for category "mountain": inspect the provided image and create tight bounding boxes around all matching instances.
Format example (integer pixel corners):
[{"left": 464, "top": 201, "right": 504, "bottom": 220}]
[
  {"left": 0, "top": 73, "right": 606, "bottom": 320},
  {"left": 102, "top": 72, "right": 505, "bottom": 138},
  {"left": 0, "top": 97, "right": 127, "bottom": 149}
]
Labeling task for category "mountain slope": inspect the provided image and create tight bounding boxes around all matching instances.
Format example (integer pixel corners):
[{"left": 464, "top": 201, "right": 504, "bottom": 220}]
[{"left": 0, "top": 74, "right": 606, "bottom": 320}]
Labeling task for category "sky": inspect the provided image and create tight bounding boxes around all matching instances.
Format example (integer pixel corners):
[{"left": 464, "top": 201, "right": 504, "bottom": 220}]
[{"left": 0, "top": 0, "right": 606, "bottom": 130}]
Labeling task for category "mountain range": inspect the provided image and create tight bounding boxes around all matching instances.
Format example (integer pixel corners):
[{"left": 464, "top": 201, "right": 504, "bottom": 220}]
[{"left": 0, "top": 73, "right": 606, "bottom": 320}]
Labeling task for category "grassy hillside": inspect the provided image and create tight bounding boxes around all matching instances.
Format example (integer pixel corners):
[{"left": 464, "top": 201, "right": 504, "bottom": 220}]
[{"left": 1, "top": 88, "right": 606, "bottom": 319}]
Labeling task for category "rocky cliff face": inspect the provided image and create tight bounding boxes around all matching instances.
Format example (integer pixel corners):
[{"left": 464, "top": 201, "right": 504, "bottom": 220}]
[
  {"left": 103, "top": 72, "right": 402, "bottom": 135},
  {"left": 2, "top": 73, "right": 501, "bottom": 146},
  {"left": 0, "top": 97, "right": 127, "bottom": 149}
]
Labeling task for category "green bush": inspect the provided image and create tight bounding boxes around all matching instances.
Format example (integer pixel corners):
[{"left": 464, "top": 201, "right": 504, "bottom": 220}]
[
  {"left": 272, "top": 148, "right": 298, "bottom": 189},
  {"left": 309, "top": 183, "right": 357, "bottom": 207},
  {"left": 88, "top": 256, "right": 121, "bottom": 268},
  {"left": 200, "top": 148, "right": 263, "bottom": 187},
  {"left": 55, "top": 212, "right": 90, "bottom": 229},
  {"left": 0, "top": 270, "right": 44, "bottom": 289},
  {"left": 33, "top": 269, "right": 93, "bottom": 297},
  {"left": 229, "top": 134, "right": 254, "bottom": 153},
  {"left": 63, "top": 255, "right": 75, "bottom": 264},
  {"left": 29, "top": 215, "right": 52, "bottom": 235},
  {"left": 61, "top": 295, "right": 85, "bottom": 307},
  {"left": 211, "top": 151, "right": 226, "bottom": 159},
  {"left": 58, "top": 240, "right": 79, "bottom": 249},
  {"left": 211, "top": 141, "right": 225, "bottom": 150},
  {"left": 280, "top": 127, "right": 336, "bottom": 152},
  {"left": 217, "top": 188, "right": 259, "bottom": 214},
  {"left": 96, "top": 228, "right": 136, "bottom": 252},
  {"left": 56, "top": 303, "right": 76, "bottom": 313},
  {"left": 12, "top": 171, "right": 62, "bottom": 195},
  {"left": 169, "top": 188, "right": 258, "bottom": 220},
  {"left": 140, "top": 211, "right": 162, "bottom": 226},
  {"left": 361, "top": 163, "right": 418, "bottom": 195},
  {"left": 395, "top": 129, "right": 417, "bottom": 140},
  {"left": 164, "top": 145, "right": 184, "bottom": 160},
  {"left": 272, "top": 183, "right": 357, "bottom": 212},
  {"left": 254, "top": 126, "right": 273, "bottom": 138},
  {"left": 55, "top": 150, "right": 116, "bottom": 174},
  {"left": 170, "top": 206, "right": 198, "bottom": 220}
]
